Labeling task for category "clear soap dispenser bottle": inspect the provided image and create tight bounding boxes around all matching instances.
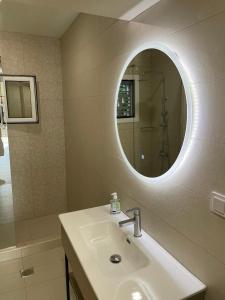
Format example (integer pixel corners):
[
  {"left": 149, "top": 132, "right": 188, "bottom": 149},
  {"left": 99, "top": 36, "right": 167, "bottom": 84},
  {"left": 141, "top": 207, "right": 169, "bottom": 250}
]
[{"left": 110, "top": 192, "right": 121, "bottom": 214}]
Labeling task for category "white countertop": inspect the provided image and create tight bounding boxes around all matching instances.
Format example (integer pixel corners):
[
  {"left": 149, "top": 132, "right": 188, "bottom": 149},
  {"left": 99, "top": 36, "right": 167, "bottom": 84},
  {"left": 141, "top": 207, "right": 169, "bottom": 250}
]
[{"left": 59, "top": 205, "right": 206, "bottom": 300}]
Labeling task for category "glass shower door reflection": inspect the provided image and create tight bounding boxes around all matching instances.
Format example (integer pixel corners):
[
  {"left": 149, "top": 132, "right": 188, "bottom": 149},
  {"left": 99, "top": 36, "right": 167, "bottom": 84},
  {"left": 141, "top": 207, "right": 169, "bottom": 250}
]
[{"left": 0, "top": 127, "right": 15, "bottom": 250}]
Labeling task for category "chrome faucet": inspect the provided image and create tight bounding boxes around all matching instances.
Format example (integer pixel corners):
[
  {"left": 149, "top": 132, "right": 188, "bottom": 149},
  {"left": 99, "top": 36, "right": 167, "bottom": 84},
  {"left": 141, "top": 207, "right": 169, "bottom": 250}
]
[{"left": 119, "top": 207, "right": 142, "bottom": 237}]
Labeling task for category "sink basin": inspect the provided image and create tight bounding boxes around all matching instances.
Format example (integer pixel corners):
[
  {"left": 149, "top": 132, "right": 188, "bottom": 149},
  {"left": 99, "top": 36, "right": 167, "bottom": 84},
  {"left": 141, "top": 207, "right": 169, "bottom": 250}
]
[
  {"left": 59, "top": 205, "right": 206, "bottom": 300},
  {"left": 80, "top": 221, "right": 149, "bottom": 277},
  {"left": 115, "top": 279, "right": 153, "bottom": 300}
]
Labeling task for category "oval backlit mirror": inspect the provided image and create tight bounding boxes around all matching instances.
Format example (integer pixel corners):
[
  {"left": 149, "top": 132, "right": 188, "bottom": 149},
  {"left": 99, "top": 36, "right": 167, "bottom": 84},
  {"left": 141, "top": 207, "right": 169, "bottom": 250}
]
[{"left": 116, "top": 46, "right": 191, "bottom": 178}]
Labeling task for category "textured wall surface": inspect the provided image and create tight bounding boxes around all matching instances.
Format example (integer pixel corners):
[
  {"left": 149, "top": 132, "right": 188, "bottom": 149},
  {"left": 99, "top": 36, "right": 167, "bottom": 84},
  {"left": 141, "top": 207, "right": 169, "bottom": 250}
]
[
  {"left": 61, "top": 2, "right": 225, "bottom": 299},
  {"left": 0, "top": 32, "right": 67, "bottom": 221}
]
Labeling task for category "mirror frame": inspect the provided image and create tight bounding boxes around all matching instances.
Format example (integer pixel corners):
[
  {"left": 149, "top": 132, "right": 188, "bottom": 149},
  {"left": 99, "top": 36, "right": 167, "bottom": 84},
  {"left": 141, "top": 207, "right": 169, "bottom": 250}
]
[
  {"left": 114, "top": 42, "right": 194, "bottom": 182},
  {"left": 2, "top": 75, "right": 38, "bottom": 124}
]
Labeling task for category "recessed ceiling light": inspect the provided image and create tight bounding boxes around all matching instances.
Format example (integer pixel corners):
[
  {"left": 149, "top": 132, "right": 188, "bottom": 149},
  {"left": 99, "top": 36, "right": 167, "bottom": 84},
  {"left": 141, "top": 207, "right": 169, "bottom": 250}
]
[{"left": 119, "top": 0, "right": 160, "bottom": 21}]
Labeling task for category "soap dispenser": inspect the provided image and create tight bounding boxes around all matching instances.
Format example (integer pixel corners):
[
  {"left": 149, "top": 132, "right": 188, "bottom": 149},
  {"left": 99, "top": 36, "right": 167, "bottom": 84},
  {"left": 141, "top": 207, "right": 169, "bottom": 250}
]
[{"left": 110, "top": 192, "right": 121, "bottom": 214}]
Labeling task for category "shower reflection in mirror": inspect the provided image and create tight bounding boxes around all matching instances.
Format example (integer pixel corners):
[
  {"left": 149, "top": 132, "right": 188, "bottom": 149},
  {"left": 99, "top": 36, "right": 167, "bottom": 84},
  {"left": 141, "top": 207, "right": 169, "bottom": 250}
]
[{"left": 117, "top": 49, "right": 187, "bottom": 178}]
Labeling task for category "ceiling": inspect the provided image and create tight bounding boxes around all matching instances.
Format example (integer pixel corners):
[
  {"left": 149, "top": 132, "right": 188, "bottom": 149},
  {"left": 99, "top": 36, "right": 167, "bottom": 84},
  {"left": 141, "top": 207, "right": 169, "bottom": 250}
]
[{"left": 0, "top": 0, "right": 143, "bottom": 37}]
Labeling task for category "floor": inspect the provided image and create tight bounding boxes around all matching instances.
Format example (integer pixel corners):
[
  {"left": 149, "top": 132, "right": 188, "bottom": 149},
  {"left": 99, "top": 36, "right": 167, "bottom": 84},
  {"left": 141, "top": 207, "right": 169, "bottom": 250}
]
[
  {"left": 0, "top": 212, "right": 61, "bottom": 249},
  {"left": 15, "top": 214, "right": 61, "bottom": 247},
  {"left": 0, "top": 220, "right": 15, "bottom": 249},
  {"left": 0, "top": 212, "right": 71, "bottom": 300},
  {"left": 0, "top": 239, "right": 67, "bottom": 300}
]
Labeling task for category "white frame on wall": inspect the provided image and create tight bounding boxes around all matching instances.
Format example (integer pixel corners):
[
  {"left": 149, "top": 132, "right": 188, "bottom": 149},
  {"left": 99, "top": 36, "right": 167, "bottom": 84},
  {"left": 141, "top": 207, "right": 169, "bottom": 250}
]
[
  {"left": 114, "top": 42, "right": 195, "bottom": 183},
  {"left": 2, "top": 75, "right": 38, "bottom": 124}
]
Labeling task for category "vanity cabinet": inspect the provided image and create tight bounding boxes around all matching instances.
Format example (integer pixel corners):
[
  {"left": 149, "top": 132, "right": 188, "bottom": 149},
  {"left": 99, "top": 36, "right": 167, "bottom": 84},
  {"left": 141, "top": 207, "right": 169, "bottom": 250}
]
[{"left": 62, "top": 227, "right": 98, "bottom": 300}]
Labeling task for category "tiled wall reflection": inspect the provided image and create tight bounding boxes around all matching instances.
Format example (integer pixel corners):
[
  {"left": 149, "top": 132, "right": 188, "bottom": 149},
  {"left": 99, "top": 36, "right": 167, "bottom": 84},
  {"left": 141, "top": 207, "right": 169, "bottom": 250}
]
[{"left": 0, "top": 32, "right": 67, "bottom": 222}]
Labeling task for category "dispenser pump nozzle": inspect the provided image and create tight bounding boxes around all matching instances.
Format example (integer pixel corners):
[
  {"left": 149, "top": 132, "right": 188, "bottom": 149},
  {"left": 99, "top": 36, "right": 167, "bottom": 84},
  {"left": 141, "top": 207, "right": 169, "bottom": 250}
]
[{"left": 111, "top": 192, "right": 118, "bottom": 200}]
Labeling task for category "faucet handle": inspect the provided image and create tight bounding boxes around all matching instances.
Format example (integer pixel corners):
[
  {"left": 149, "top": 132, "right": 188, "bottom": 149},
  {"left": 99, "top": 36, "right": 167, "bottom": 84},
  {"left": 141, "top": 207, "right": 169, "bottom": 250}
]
[{"left": 126, "top": 207, "right": 141, "bottom": 215}]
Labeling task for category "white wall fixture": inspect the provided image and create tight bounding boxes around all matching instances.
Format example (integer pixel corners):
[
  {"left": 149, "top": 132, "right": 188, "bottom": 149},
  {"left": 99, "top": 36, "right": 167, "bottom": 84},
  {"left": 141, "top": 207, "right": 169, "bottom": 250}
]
[
  {"left": 210, "top": 192, "right": 225, "bottom": 218},
  {"left": 114, "top": 42, "right": 195, "bottom": 183}
]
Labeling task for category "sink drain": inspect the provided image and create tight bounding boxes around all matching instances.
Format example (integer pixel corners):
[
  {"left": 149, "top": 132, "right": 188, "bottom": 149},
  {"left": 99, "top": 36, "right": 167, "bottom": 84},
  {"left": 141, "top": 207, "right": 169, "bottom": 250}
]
[{"left": 110, "top": 254, "right": 122, "bottom": 264}]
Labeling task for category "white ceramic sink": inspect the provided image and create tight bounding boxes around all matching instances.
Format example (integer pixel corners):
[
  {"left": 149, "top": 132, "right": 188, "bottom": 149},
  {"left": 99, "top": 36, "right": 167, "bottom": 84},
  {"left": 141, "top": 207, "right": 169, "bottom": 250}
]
[
  {"left": 80, "top": 221, "right": 149, "bottom": 277},
  {"left": 59, "top": 205, "right": 206, "bottom": 300}
]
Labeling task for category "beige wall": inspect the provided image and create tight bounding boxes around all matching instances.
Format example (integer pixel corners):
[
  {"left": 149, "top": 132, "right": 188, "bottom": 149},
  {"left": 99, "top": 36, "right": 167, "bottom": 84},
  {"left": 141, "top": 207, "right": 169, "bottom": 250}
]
[
  {"left": 0, "top": 32, "right": 67, "bottom": 221},
  {"left": 61, "top": 3, "right": 225, "bottom": 299}
]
